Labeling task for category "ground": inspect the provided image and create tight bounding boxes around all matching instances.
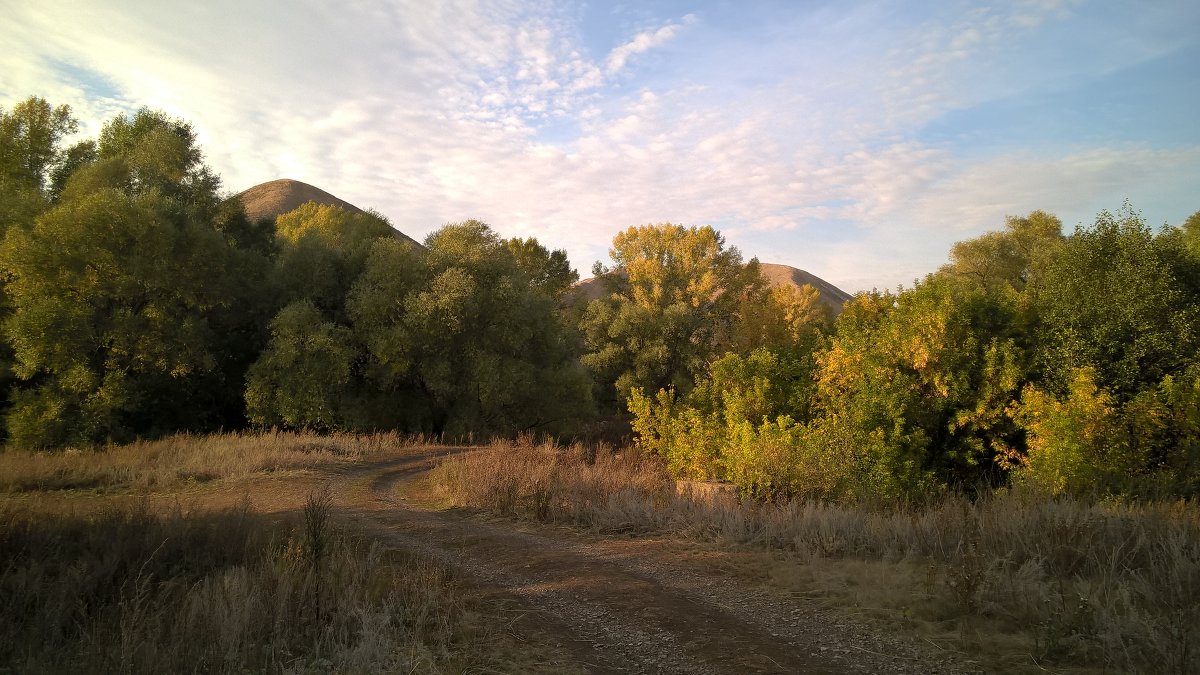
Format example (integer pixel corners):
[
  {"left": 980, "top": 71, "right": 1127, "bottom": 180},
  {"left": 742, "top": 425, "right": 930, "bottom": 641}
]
[{"left": 6, "top": 445, "right": 985, "bottom": 674}]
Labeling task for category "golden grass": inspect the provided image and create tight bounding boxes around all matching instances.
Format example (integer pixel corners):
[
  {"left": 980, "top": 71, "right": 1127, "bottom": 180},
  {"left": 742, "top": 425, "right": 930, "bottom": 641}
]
[
  {"left": 0, "top": 496, "right": 550, "bottom": 673},
  {"left": 0, "top": 430, "right": 428, "bottom": 493},
  {"left": 431, "top": 438, "right": 1200, "bottom": 674}
]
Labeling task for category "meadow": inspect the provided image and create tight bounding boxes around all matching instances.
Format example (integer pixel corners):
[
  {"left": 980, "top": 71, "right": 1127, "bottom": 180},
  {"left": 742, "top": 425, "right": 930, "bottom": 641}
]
[
  {"left": 0, "top": 432, "right": 571, "bottom": 674},
  {"left": 431, "top": 437, "right": 1200, "bottom": 674}
]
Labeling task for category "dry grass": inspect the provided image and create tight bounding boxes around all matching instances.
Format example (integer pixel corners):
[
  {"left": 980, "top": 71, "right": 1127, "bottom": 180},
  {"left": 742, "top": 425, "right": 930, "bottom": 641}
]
[
  {"left": 0, "top": 494, "right": 494, "bottom": 672},
  {"left": 0, "top": 494, "right": 561, "bottom": 674},
  {"left": 0, "top": 430, "right": 428, "bottom": 493},
  {"left": 431, "top": 438, "right": 1200, "bottom": 674}
]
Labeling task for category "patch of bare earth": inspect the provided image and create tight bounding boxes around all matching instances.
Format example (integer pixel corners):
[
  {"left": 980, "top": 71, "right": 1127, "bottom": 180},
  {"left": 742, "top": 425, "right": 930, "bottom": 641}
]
[{"left": 330, "top": 451, "right": 982, "bottom": 674}]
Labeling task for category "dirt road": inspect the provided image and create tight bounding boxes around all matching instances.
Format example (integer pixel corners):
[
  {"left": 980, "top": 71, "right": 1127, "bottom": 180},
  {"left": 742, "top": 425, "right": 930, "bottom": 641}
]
[{"left": 318, "top": 450, "right": 980, "bottom": 675}]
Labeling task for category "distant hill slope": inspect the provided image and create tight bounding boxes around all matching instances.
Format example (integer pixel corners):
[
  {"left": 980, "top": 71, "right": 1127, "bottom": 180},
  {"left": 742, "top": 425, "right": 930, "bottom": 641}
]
[
  {"left": 236, "top": 178, "right": 421, "bottom": 247},
  {"left": 757, "top": 262, "right": 854, "bottom": 315},
  {"left": 570, "top": 262, "right": 853, "bottom": 315}
]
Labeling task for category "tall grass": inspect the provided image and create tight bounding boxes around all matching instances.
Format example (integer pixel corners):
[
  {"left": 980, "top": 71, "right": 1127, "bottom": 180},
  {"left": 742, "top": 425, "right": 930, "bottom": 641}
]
[
  {"left": 0, "top": 497, "right": 507, "bottom": 673},
  {"left": 0, "top": 430, "right": 429, "bottom": 493},
  {"left": 431, "top": 438, "right": 1200, "bottom": 674}
]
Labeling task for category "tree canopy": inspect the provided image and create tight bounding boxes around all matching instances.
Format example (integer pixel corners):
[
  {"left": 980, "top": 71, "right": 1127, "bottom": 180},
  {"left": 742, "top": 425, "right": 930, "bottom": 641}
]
[{"left": 581, "top": 224, "right": 763, "bottom": 407}]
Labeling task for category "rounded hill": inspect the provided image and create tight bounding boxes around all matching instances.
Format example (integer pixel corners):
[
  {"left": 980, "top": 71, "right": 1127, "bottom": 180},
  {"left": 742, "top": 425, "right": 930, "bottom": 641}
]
[
  {"left": 237, "top": 179, "right": 363, "bottom": 223},
  {"left": 236, "top": 178, "right": 422, "bottom": 247}
]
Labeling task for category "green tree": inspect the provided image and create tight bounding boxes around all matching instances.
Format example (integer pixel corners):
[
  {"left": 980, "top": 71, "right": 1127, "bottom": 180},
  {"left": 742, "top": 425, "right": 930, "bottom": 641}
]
[
  {"left": 272, "top": 202, "right": 396, "bottom": 318},
  {"left": 630, "top": 345, "right": 828, "bottom": 498},
  {"left": 0, "top": 107, "right": 258, "bottom": 447},
  {"left": 506, "top": 237, "right": 579, "bottom": 300},
  {"left": 240, "top": 203, "right": 398, "bottom": 430},
  {"left": 1005, "top": 204, "right": 1200, "bottom": 496},
  {"left": 244, "top": 301, "right": 356, "bottom": 430},
  {"left": 47, "top": 140, "right": 97, "bottom": 202},
  {"left": 945, "top": 210, "right": 1063, "bottom": 293},
  {"left": 348, "top": 222, "right": 592, "bottom": 435},
  {"left": 0, "top": 97, "right": 77, "bottom": 194},
  {"left": 1180, "top": 209, "right": 1200, "bottom": 261},
  {"left": 1, "top": 188, "right": 238, "bottom": 446},
  {"left": 92, "top": 108, "right": 220, "bottom": 217},
  {"left": 581, "top": 224, "right": 762, "bottom": 408},
  {"left": 812, "top": 275, "right": 1025, "bottom": 498},
  {"left": 1029, "top": 203, "right": 1200, "bottom": 400}
]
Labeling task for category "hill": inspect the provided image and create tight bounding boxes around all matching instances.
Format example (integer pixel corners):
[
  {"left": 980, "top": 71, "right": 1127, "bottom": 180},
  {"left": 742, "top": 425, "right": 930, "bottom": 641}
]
[
  {"left": 757, "top": 262, "right": 854, "bottom": 315},
  {"left": 569, "top": 262, "right": 854, "bottom": 315},
  {"left": 236, "top": 178, "right": 422, "bottom": 247}
]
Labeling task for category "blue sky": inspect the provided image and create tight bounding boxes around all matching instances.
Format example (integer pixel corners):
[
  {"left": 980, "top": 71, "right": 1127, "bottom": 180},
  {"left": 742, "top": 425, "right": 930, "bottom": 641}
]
[{"left": 2, "top": 0, "right": 1198, "bottom": 291}]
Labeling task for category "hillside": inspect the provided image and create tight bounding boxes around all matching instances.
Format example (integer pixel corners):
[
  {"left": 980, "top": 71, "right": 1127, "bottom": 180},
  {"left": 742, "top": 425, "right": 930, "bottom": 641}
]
[
  {"left": 237, "top": 178, "right": 422, "bottom": 247},
  {"left": 570, "top": 262, "right": 854, "bottom": 315},
  {"left": 757, "top": 262, "right": 854, "bottom": 315}
]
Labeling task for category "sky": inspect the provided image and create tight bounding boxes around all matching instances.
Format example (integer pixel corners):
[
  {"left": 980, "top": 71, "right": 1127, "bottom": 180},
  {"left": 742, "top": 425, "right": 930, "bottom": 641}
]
[{"left": 2, "top": 0, "right": 1198, "bottom": 292}]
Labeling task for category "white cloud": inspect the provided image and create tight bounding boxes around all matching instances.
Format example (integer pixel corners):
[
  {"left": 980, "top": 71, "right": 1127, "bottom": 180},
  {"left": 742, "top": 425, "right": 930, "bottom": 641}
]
[
  {"left": 1, "top": 0, "right": 1194, "bottom": 295},
  {"left": 604, "top": 14, "right": 695, "bottom": 76}
]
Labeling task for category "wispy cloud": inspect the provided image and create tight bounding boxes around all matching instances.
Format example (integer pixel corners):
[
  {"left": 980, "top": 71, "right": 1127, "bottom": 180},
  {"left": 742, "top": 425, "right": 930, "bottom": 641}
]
[
  {"left": 1, "top": 0, "right": 1196, "bottom": 292},
  {"left": 604, "top": 14, "right": 695, "bottom": 76}
]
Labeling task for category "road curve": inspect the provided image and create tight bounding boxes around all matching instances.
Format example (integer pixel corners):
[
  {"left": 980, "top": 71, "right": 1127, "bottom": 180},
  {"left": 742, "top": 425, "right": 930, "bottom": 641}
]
[{"left": 327, "top": 450, "right": 978, "bottom": 675}]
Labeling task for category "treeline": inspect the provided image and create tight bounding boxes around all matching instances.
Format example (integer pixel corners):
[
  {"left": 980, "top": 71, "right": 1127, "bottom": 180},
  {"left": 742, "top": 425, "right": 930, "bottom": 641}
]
[
  {"left": 3, "top": 96, "right": 1199, "bottom": 501},
  {"left": 629, "top": 208, "right": 1200, "bottom": 501},
  {"left": 0, "top": 98, "right": 591, "bottom": 446}
]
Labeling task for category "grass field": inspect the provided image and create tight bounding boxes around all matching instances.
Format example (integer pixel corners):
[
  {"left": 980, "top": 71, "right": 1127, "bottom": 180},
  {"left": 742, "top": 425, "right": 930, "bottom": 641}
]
[
  {"left": 7, "top": 431, "right": 1198, "bottom": 673},
  {"left": 0, "top": 430, "right": 422, "bottom": 494},
  {"left": 430, "top": 437, "right": 1200, "bottom": 674},
  {"left": 0, "top": 432, "right": 571, "bottom": 674}
]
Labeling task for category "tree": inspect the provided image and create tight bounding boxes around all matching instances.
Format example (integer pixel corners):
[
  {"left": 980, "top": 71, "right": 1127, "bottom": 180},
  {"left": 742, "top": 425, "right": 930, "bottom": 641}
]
[
  {"left": 1028, "top": 203, "right": 1200, "bottom": 401},
  {"left": 0, "top": 107, "right": 254, "bottom": 447},
  {"left": 272, "top": 202, "right": 396, "bottom": 318},
  {"left": 812, "top": 275, "right": 1025, "bottom": 498},
  {"left": 581, "top": 224, "right": 762, "bottom": 408},
  {"left": 945, "top": 210, "right": 1063, "bottom": 293},
  {"left": 0, "top": 97, "right": 77, "bottom": 194},
  {"left": 244, "top": 301, "right": 356, "bottom": 430},
  {"left": 1181, "top": 209, "right": 1200, "bottom": 261},
  {"left": 1002, "top": 204, "right": 1200, "bottom": 496},
  {"left": 506, "top": 237, "right": 579, "bottom": 300},
  {"left": 729, "top": 282, "right": 831, "bottom": 355},
  {"left": 1, "top": 188, "right": 238, "bottom": 446},
  {"left": 348, "top": 222, "right": 592, "bottom": 435},
  {"left": 93, "top": 108, "right": 219, "bottom": 215}
]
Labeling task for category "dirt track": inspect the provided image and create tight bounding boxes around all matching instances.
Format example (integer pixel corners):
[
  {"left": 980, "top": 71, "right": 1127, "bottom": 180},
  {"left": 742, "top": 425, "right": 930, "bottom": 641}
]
[{"left": 317, "top": 450, "right": 981, "bottom": 675}]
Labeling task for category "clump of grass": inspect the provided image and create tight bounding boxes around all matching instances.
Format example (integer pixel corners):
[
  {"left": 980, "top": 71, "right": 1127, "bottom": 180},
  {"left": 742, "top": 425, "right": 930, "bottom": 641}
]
[
  {"left": 0, "top": 497, "right": 515, "bottom": 673},
  {"left": 431, "top": 438, "right": 1200, "bottom": 674},
  {"left": 0, "top": 430, "right": 429, "bottom": 493},
  {"left": 431, "top": 437, "right": 674, "bottom": 531}
]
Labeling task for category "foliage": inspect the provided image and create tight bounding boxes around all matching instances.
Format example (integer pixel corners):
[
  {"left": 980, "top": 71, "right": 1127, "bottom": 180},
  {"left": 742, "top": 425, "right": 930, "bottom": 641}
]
[
  {"left": 1012, "top": 365, "right": 1200, "bottom": 497},
  {"left": 581, "top": 223, "right": 762, "bottom": 408},
  {"left": 245, "top": 301, "right": 356, "bottom": 430},
  {"left": 0, "top": 105, "right": 267, "bottom": 447},
  {"left": 1029, "top": 203, "right": 1200, "bottom": 401},
  {"left": 1183, "top": 209, "right": 1200, "bottom": 260},
  {"left": 506, "top": 236, "right": 579, "bottom": 300},
  {"left": 0, "top": 96, "right": 77, "bottom": 197},
  {"left": 944, "top": 210, "right": 1063, "bottom": 293},
  {"left": 816, "top": 276, "right": 1026, "bottom": 496},
  {"left": 271, "top": 202, "right": 396, "bottom": 317},
  {"left": 629, "top": 337, "right": 828, "bottom": 498},
  {"left": 349, "top": 221, "right": 592, "bottom": 435},
  {"left": 1, "top": 188, "right": 240, "bottom": 447}
]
